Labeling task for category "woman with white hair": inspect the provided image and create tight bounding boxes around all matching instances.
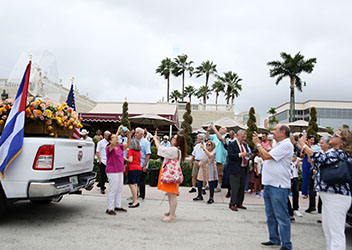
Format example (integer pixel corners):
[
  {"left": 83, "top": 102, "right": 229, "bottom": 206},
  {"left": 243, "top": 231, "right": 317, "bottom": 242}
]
[
  {"left": 299, "top": 129, "right": 352, "bottom": 250},
  {"left": 126, "top": 139, "right": 142, "bottom": 208}
]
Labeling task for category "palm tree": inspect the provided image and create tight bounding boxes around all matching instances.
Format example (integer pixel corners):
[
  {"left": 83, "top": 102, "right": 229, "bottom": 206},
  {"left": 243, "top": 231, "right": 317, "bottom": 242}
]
[
  {"left": 170, "top": 90, "right": 182, "bottom": 103},
  {"left": 184, "top": 85, "right": 196, "bottom": 103},
  {"left": 217, "top": 71, "right": 242, "bottom": 105},
  {"left": 156, "top": 58, "right": 176, "bottom": 102},
  {"left": 172, "top": 54, "right": 194, "bottom": 102},
  {"left": 268, "top": 107, "right": 279, "bottom": 127},
  {"left": 195, "top": 86, "right": 211, "bottom": 104},
  {"left": 267, "top": 52, "right": 317, "bottom": 122},
  {"left": 194, "top": 61, "right": 217, "bottom": 104},
  {"left": 211, "top": 81, "right": 225, "bottom": 105}
]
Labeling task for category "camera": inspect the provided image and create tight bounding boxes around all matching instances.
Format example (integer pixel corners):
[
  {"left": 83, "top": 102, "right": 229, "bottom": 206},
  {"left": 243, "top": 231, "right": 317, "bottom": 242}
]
[{"left": 122, "top": 126, "right": 128, "bottom": 132}]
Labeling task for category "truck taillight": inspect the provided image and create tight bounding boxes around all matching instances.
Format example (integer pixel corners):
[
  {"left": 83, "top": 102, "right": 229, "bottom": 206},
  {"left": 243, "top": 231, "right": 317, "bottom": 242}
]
[{"left": 33, "top": 145, "right": 54, "bottom": 170}]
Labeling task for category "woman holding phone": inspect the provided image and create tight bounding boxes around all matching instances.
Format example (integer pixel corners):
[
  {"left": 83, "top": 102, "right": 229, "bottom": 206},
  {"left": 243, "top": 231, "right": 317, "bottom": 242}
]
[{"left": 153, "top": 131, "right": 187, "bottom": 222}]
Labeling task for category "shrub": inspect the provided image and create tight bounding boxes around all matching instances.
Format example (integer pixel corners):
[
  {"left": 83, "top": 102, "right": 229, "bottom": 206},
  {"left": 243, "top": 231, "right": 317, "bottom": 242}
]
[{"left": 150, "top": 146, "right": 159, "bottom": 160}]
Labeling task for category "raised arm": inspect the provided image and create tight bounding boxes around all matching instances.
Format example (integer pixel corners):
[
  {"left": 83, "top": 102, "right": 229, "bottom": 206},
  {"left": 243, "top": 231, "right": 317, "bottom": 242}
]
[
  {"left": 212, "top": 125, "right": 225, "bottom": 144},
  {"left": 123, "top": 130, "right": 132, "bottom": 150},
  {"left": 200, "top": 144, "right": 213, "bottom": 159},
  {"left": 253, "top": 132, "right": 273, "bottom": 160}
]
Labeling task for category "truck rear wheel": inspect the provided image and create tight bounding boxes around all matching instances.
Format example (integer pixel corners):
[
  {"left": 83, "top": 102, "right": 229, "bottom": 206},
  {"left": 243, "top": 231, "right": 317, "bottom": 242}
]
[{"left": 0, "top": 185, "right": 7, "bottom": 217}]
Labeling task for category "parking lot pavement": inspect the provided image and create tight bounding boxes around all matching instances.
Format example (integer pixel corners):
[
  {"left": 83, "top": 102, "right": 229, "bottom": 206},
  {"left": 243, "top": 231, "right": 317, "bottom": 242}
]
[{"left": 2, "top": 185, "right": 351, "bottom": 250}]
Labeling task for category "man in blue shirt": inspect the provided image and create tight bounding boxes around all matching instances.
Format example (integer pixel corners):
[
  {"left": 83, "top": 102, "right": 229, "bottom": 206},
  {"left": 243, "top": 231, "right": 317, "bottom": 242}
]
[{"left": 135, "top": 127, "right": 151, "bottom": 200}]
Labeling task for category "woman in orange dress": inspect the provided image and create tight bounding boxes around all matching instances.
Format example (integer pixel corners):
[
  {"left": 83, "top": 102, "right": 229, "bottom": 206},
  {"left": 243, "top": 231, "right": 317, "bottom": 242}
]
[{"left": 153, "top": 132, "right": 187, "bottom": 222}]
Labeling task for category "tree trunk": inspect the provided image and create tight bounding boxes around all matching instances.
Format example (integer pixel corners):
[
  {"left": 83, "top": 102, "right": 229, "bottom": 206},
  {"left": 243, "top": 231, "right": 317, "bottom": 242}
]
[
  {"left": 204, "top": 73, "right": 209, "bottom": 104},
  {"left": 167, "top": 76, "right": 170, "bottom": 102},
  {"left": 181, "top": 72, "right": 185, "bottom": 102},
  {"left": 289, "top": 76, "right": 295, "bottom": 122},
  {"left": 189, "top": 95, "right": 191, "bottom": 103},
  {"left": 215, "top": 92, "right": 218, "bottom": 105},
  {"left": 231, "top": 95, "right": 234, "bottom": 105}
]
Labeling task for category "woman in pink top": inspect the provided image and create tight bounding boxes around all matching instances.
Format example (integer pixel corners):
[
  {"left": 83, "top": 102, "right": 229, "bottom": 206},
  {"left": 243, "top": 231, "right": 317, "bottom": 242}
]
[{"left": 105, "top": 126, "right": 131, "bottom": 215}]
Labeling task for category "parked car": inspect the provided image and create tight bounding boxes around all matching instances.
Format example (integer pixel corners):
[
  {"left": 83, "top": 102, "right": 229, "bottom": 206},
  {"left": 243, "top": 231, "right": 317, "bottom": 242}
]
[{"left": 0, "top": 137, "right": 96, "bottom": 217}]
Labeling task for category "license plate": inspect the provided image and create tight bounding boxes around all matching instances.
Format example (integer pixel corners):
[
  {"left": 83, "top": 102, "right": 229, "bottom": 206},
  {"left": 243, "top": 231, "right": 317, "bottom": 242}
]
[{"left": 69, "top": 176, "right": 78, "bottom": 185}]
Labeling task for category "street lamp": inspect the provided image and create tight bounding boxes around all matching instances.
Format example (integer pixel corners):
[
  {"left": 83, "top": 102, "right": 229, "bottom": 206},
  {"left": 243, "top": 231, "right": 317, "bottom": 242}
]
[{"left": 1, "top": 90, "right": 8, "bottom": 101}]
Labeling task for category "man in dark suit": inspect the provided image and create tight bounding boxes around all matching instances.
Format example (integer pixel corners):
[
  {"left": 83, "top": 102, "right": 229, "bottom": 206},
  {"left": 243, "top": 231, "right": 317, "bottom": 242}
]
[{"left": 227, "top": 129, "right": 250, "bottom": 211}]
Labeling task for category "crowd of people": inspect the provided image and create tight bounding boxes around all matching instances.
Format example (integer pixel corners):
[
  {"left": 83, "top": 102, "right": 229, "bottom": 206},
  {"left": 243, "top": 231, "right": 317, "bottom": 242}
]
[{"left": 82, "top": 124, "right": 351, "bottom": 250}]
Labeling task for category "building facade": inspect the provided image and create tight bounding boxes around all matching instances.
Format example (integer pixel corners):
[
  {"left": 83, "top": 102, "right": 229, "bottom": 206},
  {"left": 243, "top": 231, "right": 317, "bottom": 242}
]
[{"left": 269, "top": 100, "right": 352, "bottom": 129}]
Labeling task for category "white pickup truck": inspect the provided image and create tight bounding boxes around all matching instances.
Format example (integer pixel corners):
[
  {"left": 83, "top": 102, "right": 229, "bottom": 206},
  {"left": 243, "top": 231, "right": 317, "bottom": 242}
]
[{"left": 0, "top": 137, "right": 96, "bottom": 216}]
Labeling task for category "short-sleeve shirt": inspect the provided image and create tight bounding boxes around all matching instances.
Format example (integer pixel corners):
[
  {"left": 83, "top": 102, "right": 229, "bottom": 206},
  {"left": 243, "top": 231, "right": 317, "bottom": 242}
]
[
  {"left": 96, "top": 139, "right": 109, "bottom": 165},
  {"left": 118, "top": 135, "right": 128, "bottom": 158},
  {"left": 139, "top": 137, "right": 151, "bottom": 168},
  {"left": 127, "top": 149, "right": 142, "bottom": 171},
  {"left": 106, "top": 144, "right": 125, "bottom": 173},
  {"left": 210, "top": 134, "right": 227, "bottom": 165},
  {"left": 192, "top": 142, "right": 206, "bottom": 160},
  {"left": 262, "top": 138, "right": 293, "bottom": 188},
  {"left": 254, "top": 156, "right": 263, "bottom": 174},
  {"left": 161, "top": 141, "right": 171, "bottom": 148}
]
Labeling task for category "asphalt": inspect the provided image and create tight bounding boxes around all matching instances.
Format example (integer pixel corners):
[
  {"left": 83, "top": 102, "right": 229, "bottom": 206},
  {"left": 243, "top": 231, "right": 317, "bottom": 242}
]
[{"left": 1, "top": 185, "right": 351, "bottom": 250}]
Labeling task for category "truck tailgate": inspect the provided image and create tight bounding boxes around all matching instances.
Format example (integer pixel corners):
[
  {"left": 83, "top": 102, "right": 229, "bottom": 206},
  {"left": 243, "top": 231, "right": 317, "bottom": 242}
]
[{"left": 52, "top": 139, "right": 94, "bottom": 178}]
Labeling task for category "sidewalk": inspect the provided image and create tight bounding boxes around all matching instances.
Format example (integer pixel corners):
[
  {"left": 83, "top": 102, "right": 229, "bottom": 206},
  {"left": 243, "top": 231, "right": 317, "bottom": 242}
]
[{"left": 83, "top": 183, "right": 310, "bottom": 210}]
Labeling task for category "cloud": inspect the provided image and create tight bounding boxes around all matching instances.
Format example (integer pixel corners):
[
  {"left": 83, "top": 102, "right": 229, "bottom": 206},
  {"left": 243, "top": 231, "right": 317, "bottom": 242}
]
[{"left": 0, "top": 0, "right": 351, "bottom": 125}]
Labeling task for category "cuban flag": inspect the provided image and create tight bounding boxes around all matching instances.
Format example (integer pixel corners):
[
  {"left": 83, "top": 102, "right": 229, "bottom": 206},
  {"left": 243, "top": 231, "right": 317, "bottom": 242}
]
[
  {"left": 66, "top": 84, "right": 80, "bottom": 139},
  {"left": 0, "top": 61, "right": 31, "bottom": 178}
]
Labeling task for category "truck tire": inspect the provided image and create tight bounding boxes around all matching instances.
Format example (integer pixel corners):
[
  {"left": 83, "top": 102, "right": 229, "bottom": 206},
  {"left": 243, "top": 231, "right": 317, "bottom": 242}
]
[{"left": 0, "top": 184, "right": 7, "bottom": 217}]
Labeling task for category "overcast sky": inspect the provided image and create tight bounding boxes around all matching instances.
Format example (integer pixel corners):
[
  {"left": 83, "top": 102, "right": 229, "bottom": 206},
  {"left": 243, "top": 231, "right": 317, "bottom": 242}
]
[{"left": 1, "top": 0, "right": 351, "bottom": 126}]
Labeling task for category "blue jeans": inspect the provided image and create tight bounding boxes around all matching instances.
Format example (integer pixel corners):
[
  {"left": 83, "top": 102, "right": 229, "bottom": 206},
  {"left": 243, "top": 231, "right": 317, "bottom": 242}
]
[{"left": 263, "top": 185, "right": 292, "bottom": 249}]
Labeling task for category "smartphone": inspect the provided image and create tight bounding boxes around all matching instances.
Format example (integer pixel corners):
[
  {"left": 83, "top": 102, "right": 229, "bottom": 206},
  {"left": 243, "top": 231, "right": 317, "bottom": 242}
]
[
  {"left": 302, "top": 130, "right": 306, "bottom": 137},
  {"left": 210, "top": 121, "right": 214, "bottom": 126},
  {"left": 122, "top": 126, "right": 128, "bottom": 132}
]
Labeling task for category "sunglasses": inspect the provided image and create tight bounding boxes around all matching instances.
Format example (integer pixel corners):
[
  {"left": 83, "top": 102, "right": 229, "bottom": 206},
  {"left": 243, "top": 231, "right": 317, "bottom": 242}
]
[
  {"left": 333, "top": 132, "right": 342, "bottom": 138},
  {"left": 206, "top": 143, "right": 212, "bottom": 146}
]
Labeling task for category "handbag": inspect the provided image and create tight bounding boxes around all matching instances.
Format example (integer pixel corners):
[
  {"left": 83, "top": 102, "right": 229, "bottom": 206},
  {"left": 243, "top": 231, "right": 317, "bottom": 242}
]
[
  {"left": 160, "top": 150, "right": 184, "bottom": 184},
  {"left": 320, "top": 160, "right": 352, "bottom": 185}
]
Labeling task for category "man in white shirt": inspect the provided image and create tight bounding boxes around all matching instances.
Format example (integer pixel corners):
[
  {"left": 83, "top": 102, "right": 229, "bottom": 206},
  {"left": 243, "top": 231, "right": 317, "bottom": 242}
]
[
  {"left": 189, "top": 134, "right": 206, "bottom": 193},
  {"left": 96, "top": 130, "right": 111, "bottom": 194},
  {"left": 80, "top": 129, "right": 93, "bottom": 141},
  {"left": 253, "top": 124, "right": 293, "bottom": 250}
]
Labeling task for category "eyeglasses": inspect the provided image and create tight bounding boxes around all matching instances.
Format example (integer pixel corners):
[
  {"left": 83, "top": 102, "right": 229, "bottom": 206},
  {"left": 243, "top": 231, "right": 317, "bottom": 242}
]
[
  {"left": 333, "top": 132, "right": 342, "bottom": 138},
  {"left": 206, "top": 143, "right": 212, "bottom": 146}
]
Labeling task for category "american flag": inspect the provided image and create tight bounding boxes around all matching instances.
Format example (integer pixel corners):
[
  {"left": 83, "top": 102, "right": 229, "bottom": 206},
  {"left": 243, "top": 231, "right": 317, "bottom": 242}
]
[{"left": 66, "top": 84, "right": 80, "bottom": 139}]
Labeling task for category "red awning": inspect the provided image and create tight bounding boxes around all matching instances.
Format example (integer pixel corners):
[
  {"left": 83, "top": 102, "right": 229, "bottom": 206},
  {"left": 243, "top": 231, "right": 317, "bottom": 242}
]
[{"left": 80, "top": 113, "right": 120, "bottom": 122}]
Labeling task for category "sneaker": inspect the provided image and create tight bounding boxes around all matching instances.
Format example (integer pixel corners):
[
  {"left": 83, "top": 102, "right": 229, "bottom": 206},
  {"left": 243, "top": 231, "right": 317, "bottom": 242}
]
[
  {"left": 202, "top": 189, "right": 206, "bottom": 195},
  {"left": 279, "top": 247, "right": 290, "bottom": 250},
  {"left": 214, "top": 187, "right": 221, "bottom": 192},
  {"left": 261, "top": 241, "right": 280, "bottom": 247},
  {"left": 189, "top": 187, "right": 196, "bottom": 193},
  {"left": 294, "top": 210, "right": 303, "bottom": 217},
  {"left": 290, "top": 216, "right": 295, "bottom": 221},
  {"left": 114, "top": 207, "right": 127, "bottom": 212},
  {"left": 193, "top": 196, "right": 203, "bottom": 201},
  {"left": 100, "top": 189, "right": 105, "bottom": 194},
  {"left": 255, "top": 195, "right": 261, "bottom": 198}
]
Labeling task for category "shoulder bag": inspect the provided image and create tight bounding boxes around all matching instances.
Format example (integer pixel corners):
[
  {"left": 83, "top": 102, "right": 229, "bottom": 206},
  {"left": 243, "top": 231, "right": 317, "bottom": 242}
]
[
  {"left": 160, "top": 149, "right": 184, "bottom": 184},
  {"left": 320, "top": 160, "right": 352, "bottom": 185}
]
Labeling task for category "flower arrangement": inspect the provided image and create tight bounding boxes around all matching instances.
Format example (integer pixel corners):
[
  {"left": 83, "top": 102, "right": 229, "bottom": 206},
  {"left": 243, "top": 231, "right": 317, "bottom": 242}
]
[{"left": 0, "top": 97, "right": 83, "bottom": 137}]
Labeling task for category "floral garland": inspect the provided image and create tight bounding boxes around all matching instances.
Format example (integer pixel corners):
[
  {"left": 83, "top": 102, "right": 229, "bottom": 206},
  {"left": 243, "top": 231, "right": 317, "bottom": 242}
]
[{"left": 0, "top": 97, "right": 83, "bottom": 135}]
